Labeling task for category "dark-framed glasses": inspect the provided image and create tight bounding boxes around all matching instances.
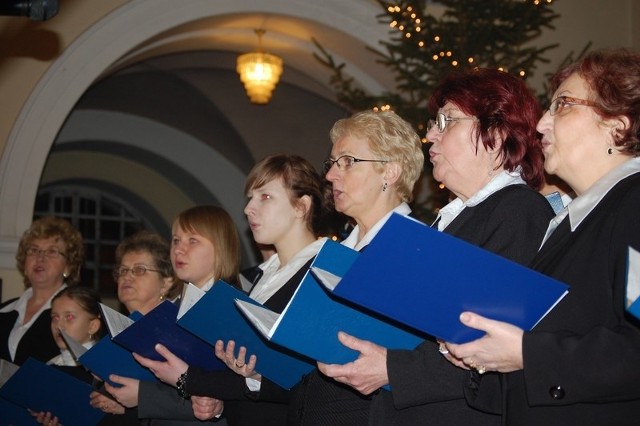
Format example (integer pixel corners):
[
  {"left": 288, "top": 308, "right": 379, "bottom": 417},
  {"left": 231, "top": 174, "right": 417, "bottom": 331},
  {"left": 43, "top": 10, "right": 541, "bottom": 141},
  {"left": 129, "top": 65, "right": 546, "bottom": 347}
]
[
  {"left": 548, "top": 96, "right": 598, "bottom": 116},
  {"left": 26, "top": 246, "right": 66, "bottom": 259},
  {"left": 427, "top": 112, "right": 477, "bottom": 134},
  {"left": 323, "top": 155, "right": 388, "bottom": 174},
  {"left": 113, "top": 265, "right": 162, "bottom": 281}
]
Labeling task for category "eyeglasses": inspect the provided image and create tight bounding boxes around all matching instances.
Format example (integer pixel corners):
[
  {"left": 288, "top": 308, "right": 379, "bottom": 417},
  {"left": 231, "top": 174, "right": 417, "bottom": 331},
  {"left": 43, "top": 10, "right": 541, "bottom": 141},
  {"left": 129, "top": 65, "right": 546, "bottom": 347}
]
[
  {"left": 113, "top": 265, "right": 162, "bottom": 281},
  {"left": 427, "top": 112, "right": 477, "bottom": 134},
  {"left": 26, "top": 246, "right": 66, "bottom": 259},
  {"left": 323, "top": 155, "right": 388, "bottom": 174},
  {"left": 548, "top": 96, "right": 598, "bottom": 116}
]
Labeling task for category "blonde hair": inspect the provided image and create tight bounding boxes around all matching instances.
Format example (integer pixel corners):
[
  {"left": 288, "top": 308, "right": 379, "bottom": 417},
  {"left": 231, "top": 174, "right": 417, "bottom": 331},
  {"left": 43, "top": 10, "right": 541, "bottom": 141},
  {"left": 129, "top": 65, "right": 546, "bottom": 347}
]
[
  {"left": 172, "top": 206, "right": 240, "bottom": 285},
  {"left": 330, "top": 110, "right": 424, "bottom": 202}
]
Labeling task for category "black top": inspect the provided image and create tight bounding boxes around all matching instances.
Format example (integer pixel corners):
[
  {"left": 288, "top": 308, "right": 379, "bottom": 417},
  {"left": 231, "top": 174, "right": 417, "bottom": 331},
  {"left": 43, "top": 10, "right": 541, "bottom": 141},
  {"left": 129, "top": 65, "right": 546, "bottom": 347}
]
[
  {"left": 0, "top": 297, "right": 60, "bottom": 365},
  {"left": 469, "top": 173, "right": 640, "bottom": 425},
  {"left": 185, "top": 258, "right": 314, "bottom": 426},
  {"left": 367, "top": 184, "right": 553, "bottom": 426}
]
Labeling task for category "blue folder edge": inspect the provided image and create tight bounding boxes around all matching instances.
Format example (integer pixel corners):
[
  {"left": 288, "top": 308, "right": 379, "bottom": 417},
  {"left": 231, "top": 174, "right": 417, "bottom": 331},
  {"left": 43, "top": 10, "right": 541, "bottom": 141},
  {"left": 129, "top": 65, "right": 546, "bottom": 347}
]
[
  {"left": 0, "top": 358, "right": 104, "bottom": 424},
  {"left": 0, "top": 396, "right": 37, "bottom": 426},
  {"left": 113, "top": 300, "right": 225, "bottom": 372},
  {"left": 177, "top": 281, "right": 315, "bottom": 390},
  {"left": 79, "top": 335, "right": 156, "bottom": 384},
  {"left": 235, "top": 240, "right": 429, "bottom": 386},
  {"left": 330, "top": 213, "right": 570, "bottom": 344}
]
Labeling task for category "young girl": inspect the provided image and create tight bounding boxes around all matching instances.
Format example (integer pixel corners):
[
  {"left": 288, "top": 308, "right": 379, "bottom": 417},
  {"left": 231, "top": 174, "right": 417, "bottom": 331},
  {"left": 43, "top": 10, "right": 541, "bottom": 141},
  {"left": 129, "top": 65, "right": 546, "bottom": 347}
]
[
  {"left": 34, "top": 286, "right": 105, "bottom": 426},
  {"left": 48, "top": 286, "right": 104, "bottom": 367},
  {"left": 138, "top": 154, "right": 334, "bottom": 425}
]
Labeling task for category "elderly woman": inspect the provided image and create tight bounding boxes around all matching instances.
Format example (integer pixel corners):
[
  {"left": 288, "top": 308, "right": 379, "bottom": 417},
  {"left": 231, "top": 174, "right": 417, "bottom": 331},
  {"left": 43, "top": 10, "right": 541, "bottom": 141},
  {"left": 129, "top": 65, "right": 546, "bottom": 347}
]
[
  {"left": 0, "top": 216, "right": 84, "bottom": 365},
  {"left": 284, "top": 110, "right": 424, "bottom": 424},
  {"left": 444, "top": 49, "right": 640, "bottom": 424},
  {"left": 89, "top": 230, "right": 179, "bottom": 421},
  {"left": 318, "top": 69, "right": 555, "bottom": 424}
]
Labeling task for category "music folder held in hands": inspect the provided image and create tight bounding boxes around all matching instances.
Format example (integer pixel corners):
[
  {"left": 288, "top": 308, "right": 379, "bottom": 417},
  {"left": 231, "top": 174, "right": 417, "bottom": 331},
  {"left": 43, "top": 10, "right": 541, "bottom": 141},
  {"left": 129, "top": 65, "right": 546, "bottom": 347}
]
[{"left": 312, "top": 213, "right": 570, "bottom": 344}]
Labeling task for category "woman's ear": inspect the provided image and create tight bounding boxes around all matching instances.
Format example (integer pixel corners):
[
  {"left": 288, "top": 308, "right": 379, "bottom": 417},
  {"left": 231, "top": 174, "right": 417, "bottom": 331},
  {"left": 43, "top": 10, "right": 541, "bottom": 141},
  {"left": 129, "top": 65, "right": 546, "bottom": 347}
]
[
  {"left": 384, "top": 162, "right": 402, "bottom": 186},
  {"left": 88, "top": 317, "right": 101, "bottom": 337},
  {"left": 161, "top": 276, "right": 175, "bottom": 296},
  {"left": 295, "top": 195, "right": 312, "bottom": 219},
  {"left": 606, "top": 115, "right": 630, "bottom": 142}
]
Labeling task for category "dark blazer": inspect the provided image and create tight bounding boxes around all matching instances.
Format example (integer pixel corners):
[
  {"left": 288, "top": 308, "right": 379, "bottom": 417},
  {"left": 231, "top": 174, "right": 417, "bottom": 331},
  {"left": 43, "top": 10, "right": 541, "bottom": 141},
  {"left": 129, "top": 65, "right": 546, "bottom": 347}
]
[
  {"left": 370, "top": 185, "right": 555, "bottom": 425},
  {"left": 184, "top": 259, "right": 313, "bottom": 426},
  {"left": 0, "top": 298, "right": 59, "bottom": 365},
  {"left": 467, "top": 173, "right": 640, "bottom": 425}
]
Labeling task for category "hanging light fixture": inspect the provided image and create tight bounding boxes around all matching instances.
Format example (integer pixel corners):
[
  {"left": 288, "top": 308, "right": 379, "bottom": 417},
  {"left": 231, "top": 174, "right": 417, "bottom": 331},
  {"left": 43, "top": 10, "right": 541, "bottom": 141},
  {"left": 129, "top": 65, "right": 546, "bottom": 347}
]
[{"left": 237, "top": 29, "right": 283, "bottom": 105}]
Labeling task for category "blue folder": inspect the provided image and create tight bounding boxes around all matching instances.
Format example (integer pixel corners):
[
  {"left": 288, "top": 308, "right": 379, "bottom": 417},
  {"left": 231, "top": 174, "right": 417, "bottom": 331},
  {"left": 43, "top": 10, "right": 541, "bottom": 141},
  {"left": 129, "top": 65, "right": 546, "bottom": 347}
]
[
  {"left": 626, "top": 246, "right": 640, "bottom": 320},
  {"left": 177, "top": 281, "right": 315, "bottom": 390},
  {"left": 0, "top": 396, "right": 37, "bottom": 426},
  {"left": 318, "top": 213, "right": 569, "bottom": 344},
  {"left": 113, "top": 300, "right": 225, "bottom": 371},
  {"left": 79, "top": 335, "right": 156, "bottom": 384},
  {"left": 235, "top": 240, "right": 428, "bottom": 368},
  {"left": 0, "top": 358, "right": 104, "bottom": 424}
]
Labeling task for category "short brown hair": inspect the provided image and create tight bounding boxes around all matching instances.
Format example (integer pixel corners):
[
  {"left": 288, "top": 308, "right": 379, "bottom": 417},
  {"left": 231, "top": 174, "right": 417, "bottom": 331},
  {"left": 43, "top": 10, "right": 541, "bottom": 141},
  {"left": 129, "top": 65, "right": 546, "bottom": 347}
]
[
  {"left": 245, "top": 154, "right": 333, "bottom": 236},
  {"left": 115, "top": 230, "right": 180, "bottom": 300},
  {"left": 550, "top": 48, "right": 640, "bottom": 156}
]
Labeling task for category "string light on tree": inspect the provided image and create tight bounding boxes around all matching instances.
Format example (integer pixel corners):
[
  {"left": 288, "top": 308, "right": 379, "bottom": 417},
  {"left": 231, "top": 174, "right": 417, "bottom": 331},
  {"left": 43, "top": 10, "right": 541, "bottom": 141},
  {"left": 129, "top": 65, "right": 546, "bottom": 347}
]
[{"left": 315, "top": 0, "right": 560, "bottom": 219}]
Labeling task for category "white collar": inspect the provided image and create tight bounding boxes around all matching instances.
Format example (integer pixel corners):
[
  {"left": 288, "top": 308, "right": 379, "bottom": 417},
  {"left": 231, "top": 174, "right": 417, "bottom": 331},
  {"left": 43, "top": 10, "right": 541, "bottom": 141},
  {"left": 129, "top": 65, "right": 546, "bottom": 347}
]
[
  {"left": 566, "top": 157, "right": 640, "bottom": 231},
  {"left": 436, "top": 169, "right": 525, "bottom": 231},
  {"left": 342, "top": 202, "right": 412, "bottom": 251},
  {"left": 0, "top": 284, "right": 67, "bottom": 315}
]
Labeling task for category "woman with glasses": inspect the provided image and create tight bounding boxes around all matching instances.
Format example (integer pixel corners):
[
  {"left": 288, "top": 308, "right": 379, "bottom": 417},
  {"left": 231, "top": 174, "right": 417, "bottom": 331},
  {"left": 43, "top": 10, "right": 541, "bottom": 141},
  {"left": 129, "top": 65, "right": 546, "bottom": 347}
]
[
  {"left": 282, "top": 110, "right": 424, "bottom": 424},
  {"left": 318, "top": 69, "right": 555, "bottom": 425},
  {"left": 443, "top": 49, "right": 640, "bottom": 424},
  {"left": 0, "top": 216, "right": 84, "bottom": 366},
  {"left": 89, "top": 230, "right": 180, "bottom": 420},
  {"left": 92, "top": 207, "right": 240, "bottom": 423}
]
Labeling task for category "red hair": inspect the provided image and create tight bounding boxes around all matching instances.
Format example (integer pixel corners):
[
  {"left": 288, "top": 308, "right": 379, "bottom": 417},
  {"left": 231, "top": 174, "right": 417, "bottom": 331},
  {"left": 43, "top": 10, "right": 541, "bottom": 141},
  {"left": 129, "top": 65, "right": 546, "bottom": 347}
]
[
  {"left": 428, "top": 68, "right": 545, "bottom": 189},
  {"left": 550, "top": 49, "right": 640, "bottom": 156}
]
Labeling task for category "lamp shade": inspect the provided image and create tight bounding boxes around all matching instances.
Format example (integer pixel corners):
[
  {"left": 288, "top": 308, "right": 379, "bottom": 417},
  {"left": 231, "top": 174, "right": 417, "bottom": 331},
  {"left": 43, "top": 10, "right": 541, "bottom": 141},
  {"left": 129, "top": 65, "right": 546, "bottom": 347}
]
[{"left": 236, "top": 51, "right": 283, "bottom": 104}]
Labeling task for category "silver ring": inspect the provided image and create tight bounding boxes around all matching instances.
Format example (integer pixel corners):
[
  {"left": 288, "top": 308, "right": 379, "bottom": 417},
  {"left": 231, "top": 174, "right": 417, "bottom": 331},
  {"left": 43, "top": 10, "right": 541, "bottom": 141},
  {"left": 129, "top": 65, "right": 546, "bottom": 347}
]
[
  {"left": 438, "top": 343, "right": 449, "bottom": 355},
  {"left": 477, "top": 365, "right": 486, "bottom": 375}
]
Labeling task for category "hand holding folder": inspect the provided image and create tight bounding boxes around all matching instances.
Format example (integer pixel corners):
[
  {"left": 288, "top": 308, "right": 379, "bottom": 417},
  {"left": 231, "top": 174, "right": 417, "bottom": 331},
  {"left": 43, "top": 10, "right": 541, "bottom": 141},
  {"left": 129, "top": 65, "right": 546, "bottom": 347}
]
[
  {"left": 234, "top": 240, "right": 428, "bottom": 368},
  {"left": 313, "top": 213, "right": 570, "bottom": 344}
]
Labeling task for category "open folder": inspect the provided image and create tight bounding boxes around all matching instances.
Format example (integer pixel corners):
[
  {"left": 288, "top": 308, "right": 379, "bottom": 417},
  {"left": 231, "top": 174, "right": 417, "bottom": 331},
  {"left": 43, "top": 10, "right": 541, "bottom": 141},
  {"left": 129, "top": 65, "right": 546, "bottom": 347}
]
[
  {"left": 234, "top": 240, "right": 428, "bottom": 367},
  {"left": 72, "top": 332, "right": 157, "bottom": 384},
  {"left": 112, "top": 300, "right": 225, "bottom": 371},
  {"left": 0, "top": 357, "right": 105, "bottom": 424},
  {"left": 626, "top": 246, "right": 640, "bottom": 320},
  {"left": 312, "top": 213, "right": 569, "bottom": 344},
  {"left": 177, "top": 281, "right": 315, "bottom": 390}
]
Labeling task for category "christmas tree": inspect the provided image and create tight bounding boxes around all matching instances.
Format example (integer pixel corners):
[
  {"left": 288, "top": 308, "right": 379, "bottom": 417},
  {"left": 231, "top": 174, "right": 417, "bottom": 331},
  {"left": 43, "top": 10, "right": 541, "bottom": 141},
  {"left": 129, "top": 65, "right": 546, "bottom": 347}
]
[{"left": 315, "top": 0, "right": 560, "bottom": 219}]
